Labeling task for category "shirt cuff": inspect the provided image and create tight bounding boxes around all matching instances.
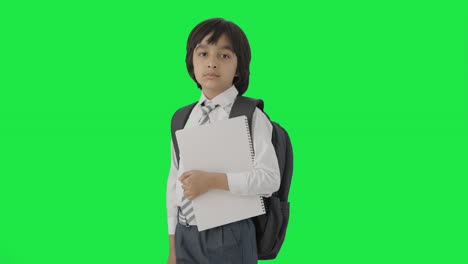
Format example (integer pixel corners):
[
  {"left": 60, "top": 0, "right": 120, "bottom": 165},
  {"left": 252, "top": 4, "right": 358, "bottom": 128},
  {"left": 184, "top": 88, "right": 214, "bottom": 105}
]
[
  {"left": 168, "top": 216, "right": 177, "bottom": 235},
  {"left": 226, "top": 171, "right": 249, "bottom": 195}
]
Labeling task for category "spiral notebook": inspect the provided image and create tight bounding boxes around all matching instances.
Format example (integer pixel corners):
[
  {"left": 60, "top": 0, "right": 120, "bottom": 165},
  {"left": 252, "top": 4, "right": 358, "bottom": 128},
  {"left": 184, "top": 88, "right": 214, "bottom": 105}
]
[{"left": 175, "top": 115, "right": 266, "bottom": 231}]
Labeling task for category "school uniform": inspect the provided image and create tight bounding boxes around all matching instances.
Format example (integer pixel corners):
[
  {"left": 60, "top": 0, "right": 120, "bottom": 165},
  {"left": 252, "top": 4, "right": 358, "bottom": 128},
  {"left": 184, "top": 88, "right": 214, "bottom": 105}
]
[{"left": 166, "top": 84, "right": 281, "bottom": 263}]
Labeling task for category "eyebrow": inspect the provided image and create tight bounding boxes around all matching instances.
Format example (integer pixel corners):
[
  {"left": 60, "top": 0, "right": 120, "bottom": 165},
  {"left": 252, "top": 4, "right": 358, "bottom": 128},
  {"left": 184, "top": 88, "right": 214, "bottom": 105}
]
[{"left": 195, "top": 44, "right": 234, "bottom": 52}]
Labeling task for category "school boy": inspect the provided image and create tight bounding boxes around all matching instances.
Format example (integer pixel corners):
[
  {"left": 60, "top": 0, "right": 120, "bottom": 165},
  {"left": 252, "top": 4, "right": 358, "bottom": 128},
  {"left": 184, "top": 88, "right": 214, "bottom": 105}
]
[{"left": 166, "top": 18, "right": 281, "bottom": 264}]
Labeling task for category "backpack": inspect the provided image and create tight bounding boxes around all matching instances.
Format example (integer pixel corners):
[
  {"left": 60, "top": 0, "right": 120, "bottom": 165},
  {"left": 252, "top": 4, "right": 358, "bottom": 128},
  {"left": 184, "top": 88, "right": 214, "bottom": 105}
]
[{"left": 170, "top": 95, "right": 293, "bottom": 260}]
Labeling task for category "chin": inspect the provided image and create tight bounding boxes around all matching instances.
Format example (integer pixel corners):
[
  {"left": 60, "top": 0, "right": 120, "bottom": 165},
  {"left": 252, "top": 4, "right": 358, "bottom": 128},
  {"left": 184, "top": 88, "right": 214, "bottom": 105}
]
[{"left": 202, "top": 84, "right": 223, "bottom": 90}]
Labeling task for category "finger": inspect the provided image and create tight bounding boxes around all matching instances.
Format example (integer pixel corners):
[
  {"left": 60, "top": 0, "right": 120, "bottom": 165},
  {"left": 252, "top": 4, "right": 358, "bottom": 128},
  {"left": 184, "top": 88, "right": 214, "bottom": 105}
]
[
  {"left": 179, "top": 174, "right": 186, "bottom": 181},
  {"left": 181, "top": 179, "right": 190, "bottom": 187},
  {"left": 184, "top": 191, "right": 193, "bottom": 199},
  {"left": 182, "top": 181, "right": 191, "bottom": 188},
  {"left": 179, "top": 171, "right": 192, "bottom": 181},
  {"left": 182, "top": 176, "right": 192, "bottom": 185}
]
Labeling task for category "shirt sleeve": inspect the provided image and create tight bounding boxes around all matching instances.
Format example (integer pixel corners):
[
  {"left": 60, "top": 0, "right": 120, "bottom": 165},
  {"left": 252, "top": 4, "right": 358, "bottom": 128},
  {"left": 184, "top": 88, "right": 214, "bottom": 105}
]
[
  {"left": 166, "top": 140, "right": 178, "bottom": 235},
  {"left": 225, "top": 108, "right": 281, "bottom": 196}
]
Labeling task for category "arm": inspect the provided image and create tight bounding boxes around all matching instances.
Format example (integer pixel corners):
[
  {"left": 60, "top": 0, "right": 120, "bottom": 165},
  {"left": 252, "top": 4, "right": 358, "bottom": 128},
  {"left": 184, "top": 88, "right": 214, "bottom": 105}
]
[
  {"left": 225, "top": 108, "right": 281, "bottom": 196},
  {"left": 210, "top": 173, "right": 230, "bottom": 190},
  {"left": 180, "top": 108, "right": 280, "bottom": 199},
  {"left": 168, "top": 235, "right": 176, "bottom": 264},
  {"left": 166, "top": 141, "right": 178, "bottom": 258}
]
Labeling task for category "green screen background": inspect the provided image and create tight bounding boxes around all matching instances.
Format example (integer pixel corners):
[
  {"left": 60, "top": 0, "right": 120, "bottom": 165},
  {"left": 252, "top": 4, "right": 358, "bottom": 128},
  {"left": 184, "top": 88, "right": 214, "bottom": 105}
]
[{"left": 1, "top": 1, "right": 467, "bottom": 263}]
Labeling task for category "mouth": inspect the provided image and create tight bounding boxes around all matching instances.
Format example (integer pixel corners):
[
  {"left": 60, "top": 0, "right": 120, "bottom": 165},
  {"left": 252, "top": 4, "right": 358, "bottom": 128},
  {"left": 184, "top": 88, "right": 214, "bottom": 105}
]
[{"left": 205, "top": 73, "right": 220, "bottom": 77}]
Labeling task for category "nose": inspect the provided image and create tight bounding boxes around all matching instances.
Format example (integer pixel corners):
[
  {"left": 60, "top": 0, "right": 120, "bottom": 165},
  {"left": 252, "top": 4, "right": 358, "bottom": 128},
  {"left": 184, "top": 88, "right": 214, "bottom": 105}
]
[
  {"left": 208, "top": 62, "right": 217, "bottom": 68},
  {"left": 207, "top": 56, "right": 217, "bottom": 68}
]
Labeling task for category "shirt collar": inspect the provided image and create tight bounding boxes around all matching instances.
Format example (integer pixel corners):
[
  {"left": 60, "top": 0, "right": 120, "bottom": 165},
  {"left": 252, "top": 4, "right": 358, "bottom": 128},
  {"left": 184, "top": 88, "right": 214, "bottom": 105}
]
[{"left": 197, "top": 84, "right": 239, "bottom": 108}]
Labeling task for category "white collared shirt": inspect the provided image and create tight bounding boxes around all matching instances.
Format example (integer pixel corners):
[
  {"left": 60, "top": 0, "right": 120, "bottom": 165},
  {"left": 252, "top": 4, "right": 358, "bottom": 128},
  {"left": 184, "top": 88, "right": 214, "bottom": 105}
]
[{"left": 166, "top": 84, "right": 281, "bottom": 235}]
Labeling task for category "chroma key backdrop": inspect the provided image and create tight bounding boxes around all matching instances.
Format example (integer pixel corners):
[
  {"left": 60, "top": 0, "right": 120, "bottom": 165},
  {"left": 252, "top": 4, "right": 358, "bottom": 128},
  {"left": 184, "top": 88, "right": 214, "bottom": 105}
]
[{"left": 1, "top": 1, "right": 467, "bottom": 263}]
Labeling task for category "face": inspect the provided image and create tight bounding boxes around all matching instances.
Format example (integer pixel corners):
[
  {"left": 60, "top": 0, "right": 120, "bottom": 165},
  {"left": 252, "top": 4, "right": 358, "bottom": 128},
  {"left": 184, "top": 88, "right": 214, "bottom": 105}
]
[{"left": 192, "top": 32, "right": 238, "bottom": 97}]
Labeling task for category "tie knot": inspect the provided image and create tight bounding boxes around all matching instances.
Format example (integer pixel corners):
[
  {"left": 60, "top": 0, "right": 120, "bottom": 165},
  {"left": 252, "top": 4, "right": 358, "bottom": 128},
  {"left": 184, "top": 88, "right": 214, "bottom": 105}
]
[
  {"left": 201, "top": 101, "right": 219, "bottom": 113},
  {"left": 199, "top": 101, "right": 220, "bottom": 125}
]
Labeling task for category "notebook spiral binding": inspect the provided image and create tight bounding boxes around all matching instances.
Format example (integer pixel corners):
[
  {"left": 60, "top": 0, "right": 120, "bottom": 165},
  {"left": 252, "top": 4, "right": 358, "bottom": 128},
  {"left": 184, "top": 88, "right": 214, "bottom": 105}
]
[
  {"left": 243, "top": 116, "right": 266, "bottom": 213},
  {"left": 244, "top": 116, "right": 255, "bottom": 163},
  {"left": 260, "top": 197, "right": 266, "bottom": 213}
]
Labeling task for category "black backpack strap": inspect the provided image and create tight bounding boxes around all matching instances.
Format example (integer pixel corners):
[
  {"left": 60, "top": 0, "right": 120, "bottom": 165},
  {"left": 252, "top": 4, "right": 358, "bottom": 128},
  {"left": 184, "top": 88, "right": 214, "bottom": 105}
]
[
  {"left": 229, "top": 96, "right": 264, "bottom": 138},
  {"left": 171, "top": 102, "right": 198, "bottom": 168}
]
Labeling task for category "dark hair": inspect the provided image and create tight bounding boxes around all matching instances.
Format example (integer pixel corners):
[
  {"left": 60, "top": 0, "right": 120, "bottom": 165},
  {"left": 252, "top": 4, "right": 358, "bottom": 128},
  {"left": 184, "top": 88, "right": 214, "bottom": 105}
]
[{"left": 186, "top": 18, "right": 251, "bottom": 95}]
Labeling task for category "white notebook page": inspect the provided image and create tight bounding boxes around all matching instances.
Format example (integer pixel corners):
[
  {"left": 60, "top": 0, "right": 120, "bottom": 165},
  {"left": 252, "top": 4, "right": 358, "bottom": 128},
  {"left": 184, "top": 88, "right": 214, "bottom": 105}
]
[{"left": 175, "top": 115, "right": 265, "bottom": 231}]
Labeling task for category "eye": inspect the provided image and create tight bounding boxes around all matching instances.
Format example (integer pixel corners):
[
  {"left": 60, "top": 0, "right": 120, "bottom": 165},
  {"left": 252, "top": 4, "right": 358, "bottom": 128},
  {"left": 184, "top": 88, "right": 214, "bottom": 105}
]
[
  {"left": 198, "top": 52, "right": 207, "bottom": 57},
  {"left": 221, "top": 54, "right": 230, "bottom": 59}
]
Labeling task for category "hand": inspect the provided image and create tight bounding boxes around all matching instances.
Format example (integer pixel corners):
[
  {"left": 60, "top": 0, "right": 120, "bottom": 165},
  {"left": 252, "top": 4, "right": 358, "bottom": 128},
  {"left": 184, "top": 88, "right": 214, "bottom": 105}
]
[
  {"left": 179, "top": 170, "right": 214, "bottom": 200},
  {"left": 167, "top": 253, "right": 176, "bottom": 264},
  {"left": 168, "top": 235, "right": 176, "bottom": 264}
]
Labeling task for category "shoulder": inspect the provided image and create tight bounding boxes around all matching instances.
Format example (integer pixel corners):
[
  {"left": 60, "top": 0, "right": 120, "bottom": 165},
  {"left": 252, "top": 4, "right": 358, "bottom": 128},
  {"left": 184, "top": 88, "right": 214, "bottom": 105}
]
[
  {"left": 171, "top": 102, "right": 198, "bottom": 120},
  {"left": 171, "top": 102, "right": 199, "bottom": 134}
]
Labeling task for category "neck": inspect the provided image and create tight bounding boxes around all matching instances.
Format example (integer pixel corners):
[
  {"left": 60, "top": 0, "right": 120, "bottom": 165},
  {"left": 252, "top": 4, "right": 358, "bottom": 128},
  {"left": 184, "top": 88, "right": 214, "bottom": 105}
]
[{"left": 202, "top": 85, "right": 230, "bottom": 100}]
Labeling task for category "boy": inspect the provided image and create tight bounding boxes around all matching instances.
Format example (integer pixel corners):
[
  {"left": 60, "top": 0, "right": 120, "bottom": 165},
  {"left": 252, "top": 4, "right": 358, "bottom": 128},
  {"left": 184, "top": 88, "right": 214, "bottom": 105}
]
[{"left": 166, "top": 18, "right": 280, "bottom": 264}]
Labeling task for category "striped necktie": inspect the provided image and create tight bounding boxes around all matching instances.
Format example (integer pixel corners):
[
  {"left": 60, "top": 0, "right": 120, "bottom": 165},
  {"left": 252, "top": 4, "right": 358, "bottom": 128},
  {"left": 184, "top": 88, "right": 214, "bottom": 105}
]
[{"left": 179, "top": 100, "right": 220, "bottom": 226}]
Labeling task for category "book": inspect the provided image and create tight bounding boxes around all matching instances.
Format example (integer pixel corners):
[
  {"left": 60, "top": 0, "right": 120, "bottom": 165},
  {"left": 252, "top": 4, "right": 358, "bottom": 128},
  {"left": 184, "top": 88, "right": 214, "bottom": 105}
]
[{"left": 175, "top": 115, "right": 266, "bottom": 231}]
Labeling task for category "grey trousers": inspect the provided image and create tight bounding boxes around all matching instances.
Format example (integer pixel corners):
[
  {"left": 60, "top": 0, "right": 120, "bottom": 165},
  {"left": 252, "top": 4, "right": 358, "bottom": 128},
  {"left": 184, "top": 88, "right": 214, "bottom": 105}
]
[{"left": 175, "top": 218, "right": 258, "bottom": 264}]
